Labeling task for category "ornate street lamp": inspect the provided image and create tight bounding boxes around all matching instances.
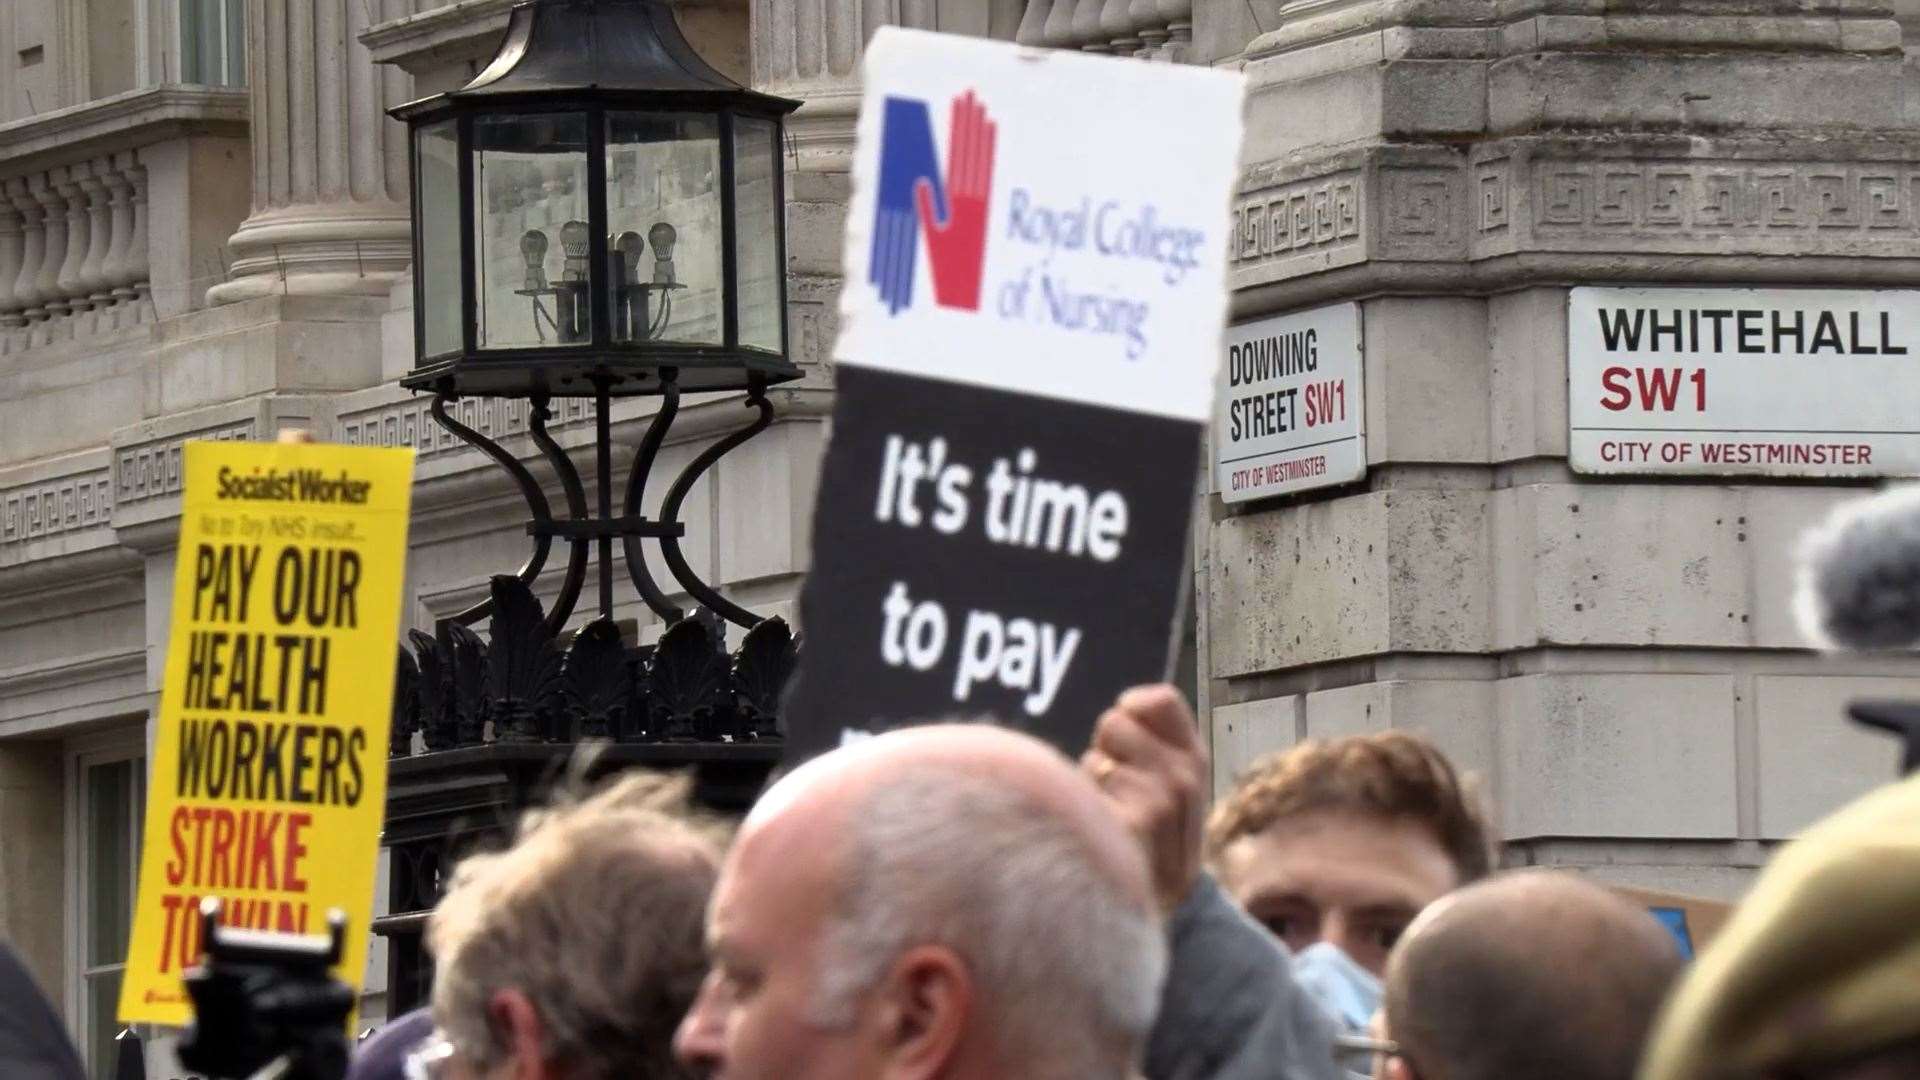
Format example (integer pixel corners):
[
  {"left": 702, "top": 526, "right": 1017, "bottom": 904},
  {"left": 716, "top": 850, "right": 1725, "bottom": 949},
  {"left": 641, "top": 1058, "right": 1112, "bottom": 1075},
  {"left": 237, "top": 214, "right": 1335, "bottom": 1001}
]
[
  {"left": 391, "top": 0, "right": 801, "bottom": 633},
  {"left": 376, "top": 0, "right": 802, "bottom": 1014}
]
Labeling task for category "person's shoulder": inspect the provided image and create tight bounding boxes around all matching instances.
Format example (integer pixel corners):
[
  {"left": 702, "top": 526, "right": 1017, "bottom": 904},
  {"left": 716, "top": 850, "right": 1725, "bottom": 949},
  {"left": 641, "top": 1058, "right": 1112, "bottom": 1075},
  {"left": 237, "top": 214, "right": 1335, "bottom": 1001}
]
[{"left": 1148, "top": 876, "right": 1342, "bottom": 1080}]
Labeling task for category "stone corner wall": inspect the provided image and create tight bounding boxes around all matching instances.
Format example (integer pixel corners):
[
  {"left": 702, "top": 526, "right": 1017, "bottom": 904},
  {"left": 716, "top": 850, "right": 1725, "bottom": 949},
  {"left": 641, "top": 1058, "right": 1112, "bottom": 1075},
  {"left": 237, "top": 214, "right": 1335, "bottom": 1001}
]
[{"left": 1195, "top": 0, "right": 1920, "bottom": 895}]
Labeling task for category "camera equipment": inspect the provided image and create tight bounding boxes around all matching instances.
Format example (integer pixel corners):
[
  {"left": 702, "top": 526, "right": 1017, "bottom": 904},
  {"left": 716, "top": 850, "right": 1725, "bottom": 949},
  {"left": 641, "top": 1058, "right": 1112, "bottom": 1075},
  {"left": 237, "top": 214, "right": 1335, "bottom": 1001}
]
[{"left": 174, "top": 898, "right": 356, "bottom": 1080}]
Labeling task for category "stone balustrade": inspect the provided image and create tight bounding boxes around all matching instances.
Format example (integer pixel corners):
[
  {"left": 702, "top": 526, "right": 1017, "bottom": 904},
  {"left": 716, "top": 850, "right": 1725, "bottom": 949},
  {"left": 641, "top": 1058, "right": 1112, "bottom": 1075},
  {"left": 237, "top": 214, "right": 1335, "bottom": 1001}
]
[
  {"left": 1020, "top": 0, "right": 1192, "bottom": 59},
  {"left": 0, "top": 154, "right": 152, "bottom": 340},
  {"left": 0, "top": 85, "right": 248, "bottom": 356}
]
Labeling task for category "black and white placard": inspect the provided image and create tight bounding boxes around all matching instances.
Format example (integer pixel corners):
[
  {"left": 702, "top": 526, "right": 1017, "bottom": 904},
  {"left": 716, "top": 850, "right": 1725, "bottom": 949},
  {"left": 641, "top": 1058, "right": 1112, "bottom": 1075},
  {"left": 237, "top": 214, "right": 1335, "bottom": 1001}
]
[{"left": 780, "top": 29, "right": 1245, "bottom": 760}]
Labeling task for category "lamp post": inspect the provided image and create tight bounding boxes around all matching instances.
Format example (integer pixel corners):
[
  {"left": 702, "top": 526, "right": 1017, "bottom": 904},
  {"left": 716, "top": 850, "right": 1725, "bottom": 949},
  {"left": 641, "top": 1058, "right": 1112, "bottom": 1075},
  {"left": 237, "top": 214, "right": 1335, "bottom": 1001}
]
[
  {"left": 392, "top": 0, "right": 801, "bottom": 634},
  {"left": 375, "top": 0, "right": 802, "bottom": 1014}
]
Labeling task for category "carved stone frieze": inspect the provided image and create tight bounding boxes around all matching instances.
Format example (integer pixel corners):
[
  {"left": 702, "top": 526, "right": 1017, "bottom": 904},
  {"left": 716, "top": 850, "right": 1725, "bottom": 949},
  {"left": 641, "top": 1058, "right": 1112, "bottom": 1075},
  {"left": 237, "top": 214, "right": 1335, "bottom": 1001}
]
[
  {"left": 113, "top": 421, "right": 256, "bottom": 506},
  {"left": 1378, "top": 166, "right": 1465, "bottom": 260},
  {"left": 1229, "top": 144, "right": 1920, "bottom": 289},
  {"left": 1477, "top": 159, "right": 1512, "bottom": 235},
  {"left": 1526, "top": 160, "right": 1919, "bottom": 237},
  {"left": 1229, "top": 168, "right": 1363, "bottom": 269},
  {"left": 0, "top": 468, "right": 112, "bottom": 553},
  {"left": 335, "top": 396, "right": 593, "bottom": 459}
]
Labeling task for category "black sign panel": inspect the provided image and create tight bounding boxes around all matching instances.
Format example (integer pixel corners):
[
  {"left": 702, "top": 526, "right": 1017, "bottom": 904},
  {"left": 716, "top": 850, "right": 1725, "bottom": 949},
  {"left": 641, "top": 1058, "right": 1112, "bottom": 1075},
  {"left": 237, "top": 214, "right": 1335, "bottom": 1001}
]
[{"left": 782, "top": 366, "right": 1201, "bottom": 761}]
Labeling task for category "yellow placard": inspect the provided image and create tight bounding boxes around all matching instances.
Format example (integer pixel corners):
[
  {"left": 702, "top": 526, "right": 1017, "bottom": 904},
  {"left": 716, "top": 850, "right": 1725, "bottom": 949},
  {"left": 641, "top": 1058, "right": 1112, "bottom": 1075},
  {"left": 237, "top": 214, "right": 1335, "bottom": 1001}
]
[{"left": 119, "top": 439, "right": 415, "bottom": 1026}]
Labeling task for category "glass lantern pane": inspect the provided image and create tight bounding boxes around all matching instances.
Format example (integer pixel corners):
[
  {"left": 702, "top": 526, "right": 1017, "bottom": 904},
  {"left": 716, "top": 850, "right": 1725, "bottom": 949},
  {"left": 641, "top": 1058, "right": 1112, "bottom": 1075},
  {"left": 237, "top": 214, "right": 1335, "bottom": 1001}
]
[
  {"left": 473, "top": 113, "right": 592, "bottom": 350},
  {"left": 416, "top": 120, "right": 461, "bottom": 357},
  {"left": 734, "top": 117, "right": 782, "bottom": 353},
  {"left": 605, "top": 112, "right": 722, "bottom": 346}
]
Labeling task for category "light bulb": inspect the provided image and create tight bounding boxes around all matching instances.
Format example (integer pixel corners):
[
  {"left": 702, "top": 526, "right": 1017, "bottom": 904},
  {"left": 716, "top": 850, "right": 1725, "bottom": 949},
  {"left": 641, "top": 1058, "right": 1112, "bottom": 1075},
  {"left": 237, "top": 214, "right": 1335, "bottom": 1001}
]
[
  {"left": 615, "top": 231, "right": 645, "bottom": 278},
  {"left": 520, "top": 229, "right": 549, "bottom": 291},
  {"left": 560, "top": 220, "right": 590, "bottom": 282},
  {"left": 649, "top": 221, "right": 677, "bottom": 285},
  {"left": 647, "top": 221, "right": 677, "bottom": 259}
]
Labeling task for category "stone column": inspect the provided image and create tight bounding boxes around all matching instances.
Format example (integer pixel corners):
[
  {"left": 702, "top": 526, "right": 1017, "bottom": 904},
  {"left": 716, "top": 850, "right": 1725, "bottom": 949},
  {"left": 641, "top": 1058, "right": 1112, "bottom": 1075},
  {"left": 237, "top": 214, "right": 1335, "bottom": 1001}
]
[
  {"left": 1131, "top": 0, "right": 1169, "bottom": 57},
  {"left": 1157, "top": 0, "right": 1191, "bottom": 59},
  {"left": 5, "top": 182, "right": 46, "bottom": 324},
  {"left": 1039, "top": 0, "right": 1076, "bottom": 46},
  {"left": 1198, "top": 1, "right": 1920, "bottom": 896},
  {"left": 52, "top": 168, "right": 92, "bottom": 315},
  {"left": 751, "top": 0, "right": 939, "bottom": 370},
  {"left": 1072, "top": 0, "right": 1107, "bottom": 50},
  {"left": 30, "top": 177, "right": 68, "bottom": 320},
  {"left": 0, "top": 203, "right": 22, "bottom": 328},
  {"left": 101, "top": 163, "right": 136, "bottom": 313},
  {"left": 120, "top": 159, "right": 151, "bottom": 317},
  {"left": 1101, "top": 0, "right": 1140, "bottom": 54},
  {"left": 206, "top": 1, "right": 411, "bottom": 304},
  {"left": 752, "top": 0, "right": 938, "bottom": 176},
  {"left": 1016, "top": 0, "right": 1054, "bottom": 44},
  {"left": 78, "top": 166, "right": 115, "bottom": 315}
]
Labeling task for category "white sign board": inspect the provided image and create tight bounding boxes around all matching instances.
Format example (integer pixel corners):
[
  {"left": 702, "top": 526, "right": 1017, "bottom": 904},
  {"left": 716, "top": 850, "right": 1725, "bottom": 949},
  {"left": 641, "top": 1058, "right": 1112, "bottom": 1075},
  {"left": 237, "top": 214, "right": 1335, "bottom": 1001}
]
[
  {"left": 1214, "top": 303, "right": 1366, "bottom": 501},
  {"left": 783, "top": 28, "right": 1244, "bottom": 760},
  {"left": 833, "top": 29, "right": 1243, "bottom": 420},
  {"left": 1569, "top": 287, "right": 1920, "bottom": 477}
]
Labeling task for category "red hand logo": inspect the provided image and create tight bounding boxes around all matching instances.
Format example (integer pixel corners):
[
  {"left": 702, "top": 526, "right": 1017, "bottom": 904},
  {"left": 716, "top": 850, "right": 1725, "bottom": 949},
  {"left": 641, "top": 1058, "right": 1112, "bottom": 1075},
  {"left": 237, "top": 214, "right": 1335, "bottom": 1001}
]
[{"left": 914, "top": 91, "right": 996, "bottom": 312}]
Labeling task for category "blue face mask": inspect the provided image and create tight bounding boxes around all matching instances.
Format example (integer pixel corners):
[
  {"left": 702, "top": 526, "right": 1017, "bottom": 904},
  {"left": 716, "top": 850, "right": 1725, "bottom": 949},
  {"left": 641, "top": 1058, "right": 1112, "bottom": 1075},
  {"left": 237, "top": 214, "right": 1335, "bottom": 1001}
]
[{"left": 1292, "top": 940, "right": 1383, "bottom": 1033}]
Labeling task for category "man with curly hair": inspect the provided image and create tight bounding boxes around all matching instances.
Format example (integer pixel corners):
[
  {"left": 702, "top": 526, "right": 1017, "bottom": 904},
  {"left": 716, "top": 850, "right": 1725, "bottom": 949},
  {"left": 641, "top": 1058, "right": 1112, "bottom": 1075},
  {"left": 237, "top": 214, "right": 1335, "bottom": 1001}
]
[
  {"left": 417, "top": 771, "right": 730, "bottom": 1080},
  {"left": 1206, "top": 732, "right": 1494, "bottom": 977}
]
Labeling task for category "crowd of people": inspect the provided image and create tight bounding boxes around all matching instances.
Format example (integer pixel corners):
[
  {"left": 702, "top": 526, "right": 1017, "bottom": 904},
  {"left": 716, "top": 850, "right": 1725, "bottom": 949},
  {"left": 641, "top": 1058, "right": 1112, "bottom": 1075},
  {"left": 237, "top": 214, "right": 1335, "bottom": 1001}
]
[
  {"left": 1, "top": 686, "right": 1914, "bottom": 1079},
  {"left": 349, "top": 681, "right": 1916, "bottom": 1080}
]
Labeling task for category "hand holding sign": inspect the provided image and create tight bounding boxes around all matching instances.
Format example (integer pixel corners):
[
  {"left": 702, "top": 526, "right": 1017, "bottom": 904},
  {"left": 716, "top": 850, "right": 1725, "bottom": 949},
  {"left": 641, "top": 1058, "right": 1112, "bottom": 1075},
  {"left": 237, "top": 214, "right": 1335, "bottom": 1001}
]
[
  {"left": 916, "top": 91, "right": 997, "bottom": 312},
  {"left": 1083, "top": 684, "right": 1208, "bottom": 914}
]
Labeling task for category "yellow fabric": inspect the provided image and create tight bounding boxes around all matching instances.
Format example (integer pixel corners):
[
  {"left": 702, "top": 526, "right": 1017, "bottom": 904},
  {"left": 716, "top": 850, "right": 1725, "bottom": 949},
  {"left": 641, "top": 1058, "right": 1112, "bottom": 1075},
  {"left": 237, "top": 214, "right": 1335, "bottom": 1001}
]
[{"left": 1639, "top": 773, "right": 1920, "bottom": 1080}]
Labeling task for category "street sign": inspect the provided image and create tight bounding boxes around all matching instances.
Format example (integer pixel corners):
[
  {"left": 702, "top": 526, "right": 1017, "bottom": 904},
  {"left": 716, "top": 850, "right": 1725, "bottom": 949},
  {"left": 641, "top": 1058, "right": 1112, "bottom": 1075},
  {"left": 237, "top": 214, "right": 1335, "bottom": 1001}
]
[
  {"left": 119, "top": 440, "right": 414, "bottom": 1026},
  {"left": 1215, "top": 303, "right": 1366, "bottom": 502},
  {"left": 781, "top": 28, "right": 1244, "bottom": 760},
  {"left": 1569, "top": 286, "right": 1920, "bottom": 477}
]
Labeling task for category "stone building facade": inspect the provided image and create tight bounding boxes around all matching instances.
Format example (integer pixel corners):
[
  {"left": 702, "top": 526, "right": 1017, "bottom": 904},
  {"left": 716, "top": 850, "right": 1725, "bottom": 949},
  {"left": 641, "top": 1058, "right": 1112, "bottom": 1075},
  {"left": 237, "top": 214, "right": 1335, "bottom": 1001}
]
[
  {"left": 0, "top": 0, "right": 1914, "bottom": 1073},
  {"left": 1195, "top": 0, "right": 1920, "bottom": 903}
]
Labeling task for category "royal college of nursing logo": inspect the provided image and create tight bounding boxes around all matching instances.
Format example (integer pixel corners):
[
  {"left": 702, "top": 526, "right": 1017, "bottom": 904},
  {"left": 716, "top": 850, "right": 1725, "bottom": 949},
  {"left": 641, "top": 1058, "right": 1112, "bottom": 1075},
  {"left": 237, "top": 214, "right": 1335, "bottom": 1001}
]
[{"left": 870, "top": 91, "right": 998, "bottom": 316}]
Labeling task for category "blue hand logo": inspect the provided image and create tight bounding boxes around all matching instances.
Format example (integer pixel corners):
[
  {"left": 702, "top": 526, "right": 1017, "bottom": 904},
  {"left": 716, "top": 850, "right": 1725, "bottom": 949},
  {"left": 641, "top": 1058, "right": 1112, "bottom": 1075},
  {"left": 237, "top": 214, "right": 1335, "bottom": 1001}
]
[{"left": 871, "top": 97, "right": 947, "bottom": 315}]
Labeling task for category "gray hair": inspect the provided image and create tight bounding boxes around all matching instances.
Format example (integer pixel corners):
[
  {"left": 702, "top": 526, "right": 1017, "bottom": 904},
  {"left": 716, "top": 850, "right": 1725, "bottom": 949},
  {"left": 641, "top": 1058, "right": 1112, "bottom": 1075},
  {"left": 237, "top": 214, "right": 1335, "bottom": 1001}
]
[
  {"left": 809, "top": 766, "right": 1167, "bottom": 1078},
  {"left": 428, "top": 771, "right": 729, "bottom": 1080}
]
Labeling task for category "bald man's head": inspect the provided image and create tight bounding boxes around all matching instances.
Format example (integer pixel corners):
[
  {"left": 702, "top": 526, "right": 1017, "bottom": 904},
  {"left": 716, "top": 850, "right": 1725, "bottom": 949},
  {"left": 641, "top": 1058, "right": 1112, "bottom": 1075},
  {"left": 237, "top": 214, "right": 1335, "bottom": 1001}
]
[
  {"left": 676, "top": 724, "right": 1166, "bottom": 1080},
  {"left": 1381, "top": 871, "right": 1682, "bottom": 1080},
  {"left": 747, "top": 723, "right": 1153, "bottom": 906}
]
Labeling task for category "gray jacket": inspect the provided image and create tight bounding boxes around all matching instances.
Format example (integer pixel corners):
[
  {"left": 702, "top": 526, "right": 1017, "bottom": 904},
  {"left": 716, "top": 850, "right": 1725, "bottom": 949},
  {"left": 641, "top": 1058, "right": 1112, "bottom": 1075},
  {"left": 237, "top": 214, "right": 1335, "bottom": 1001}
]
[{"left": 1145, "top": 875, "right": 1342, "bottom": 1080}]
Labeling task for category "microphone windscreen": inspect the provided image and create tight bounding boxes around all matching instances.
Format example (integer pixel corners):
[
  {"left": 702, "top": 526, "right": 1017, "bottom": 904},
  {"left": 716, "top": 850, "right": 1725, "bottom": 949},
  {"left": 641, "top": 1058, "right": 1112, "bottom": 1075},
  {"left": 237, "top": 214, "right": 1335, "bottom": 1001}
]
[{"left": 1795, "top": 485, "right": 1920, "bottom": 651}]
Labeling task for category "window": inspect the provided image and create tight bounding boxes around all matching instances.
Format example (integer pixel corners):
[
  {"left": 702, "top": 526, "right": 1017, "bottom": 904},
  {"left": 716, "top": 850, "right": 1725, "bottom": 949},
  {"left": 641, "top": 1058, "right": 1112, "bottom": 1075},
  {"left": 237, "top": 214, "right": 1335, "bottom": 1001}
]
[
  {"left": 178, "top": 0, "right": 244, "bottom": 87},
  {"left": 71, "top": 743, "right": 145, "bottom": 1077}
]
